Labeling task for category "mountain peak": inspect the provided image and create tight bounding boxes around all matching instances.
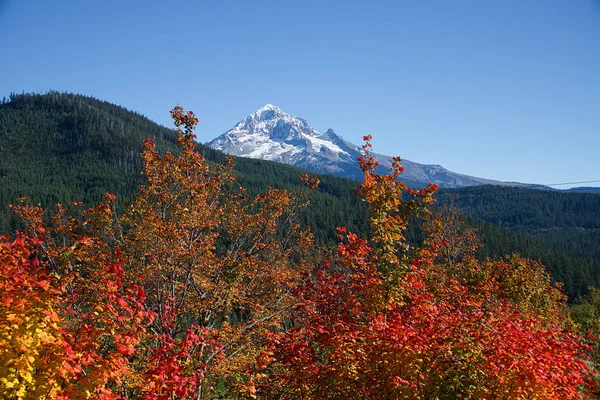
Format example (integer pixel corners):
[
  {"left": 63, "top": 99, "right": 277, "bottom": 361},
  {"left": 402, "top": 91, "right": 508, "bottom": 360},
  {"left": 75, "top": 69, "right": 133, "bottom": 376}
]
[
  {"left": 206, "top": 106, "right": 525, "bottom": 189},
  {"left": 207, "top": 104, "right": 356, "bottom": 167},
  {"left": 257, "top": 104, "right": 280, "bottom": 112},
  {"left": 251, "top": 104, "right": 286, "bottom": 121}
]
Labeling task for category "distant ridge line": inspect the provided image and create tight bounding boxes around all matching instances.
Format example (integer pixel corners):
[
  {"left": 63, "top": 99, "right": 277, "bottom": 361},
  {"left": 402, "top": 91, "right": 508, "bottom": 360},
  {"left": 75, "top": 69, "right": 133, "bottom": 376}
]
[{"left": 544, "top": 180, "right": 600, "bottom": 187}]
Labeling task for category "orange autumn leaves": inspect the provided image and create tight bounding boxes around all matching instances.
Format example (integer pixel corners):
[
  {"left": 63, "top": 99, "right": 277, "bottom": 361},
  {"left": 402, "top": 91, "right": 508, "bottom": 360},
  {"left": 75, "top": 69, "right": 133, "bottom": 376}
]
[
  {"left": 0, "top": 108, "right": 596, "bottom": 399},
  {"left": 1, "top": 106, "right": 317, "bottom": 399},
  {"left": 260, "top": 142, "right": 592, "bottom": 399}
]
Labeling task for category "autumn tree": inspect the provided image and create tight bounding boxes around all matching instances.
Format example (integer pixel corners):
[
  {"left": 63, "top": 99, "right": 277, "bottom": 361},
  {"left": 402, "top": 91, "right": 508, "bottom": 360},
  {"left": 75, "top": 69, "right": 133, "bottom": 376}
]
[
  {"left": 260, "top": 137, "right": 593, "bottom": 399},
  {"left": 0, "top": 233, "right": 65, "bottom": 399},
  {"left": 2, "top": 200, "right": 152, "bottom": 399},
  {"left": 115, "top": 106, "right": 318, "bottom": 397},
  {"left": 569, "top": 287, "right": 600, "bottom": 396},
  {"left": 1, "top": 106, "right": 318, "bottom": 399}
]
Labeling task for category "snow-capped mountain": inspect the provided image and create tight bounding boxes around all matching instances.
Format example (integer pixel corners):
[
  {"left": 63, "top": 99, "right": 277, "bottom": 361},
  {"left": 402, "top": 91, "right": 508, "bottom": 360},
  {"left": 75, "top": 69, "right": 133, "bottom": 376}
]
[{"left": 206, "top": 105, "right": 529, "bottom": 188}]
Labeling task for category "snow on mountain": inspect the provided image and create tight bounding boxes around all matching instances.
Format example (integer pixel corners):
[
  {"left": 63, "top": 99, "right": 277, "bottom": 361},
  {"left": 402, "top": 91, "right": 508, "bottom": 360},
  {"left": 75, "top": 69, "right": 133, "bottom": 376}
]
[{"left": 206, "top": 105, "right": 532, "bottom": 189}]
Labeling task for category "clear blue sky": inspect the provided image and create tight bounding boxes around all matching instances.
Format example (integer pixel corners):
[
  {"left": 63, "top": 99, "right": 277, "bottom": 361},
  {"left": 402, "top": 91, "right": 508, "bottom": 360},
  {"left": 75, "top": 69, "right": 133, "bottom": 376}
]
[{"left": 1, "top": 0, "right": 599, "bottom": 187}]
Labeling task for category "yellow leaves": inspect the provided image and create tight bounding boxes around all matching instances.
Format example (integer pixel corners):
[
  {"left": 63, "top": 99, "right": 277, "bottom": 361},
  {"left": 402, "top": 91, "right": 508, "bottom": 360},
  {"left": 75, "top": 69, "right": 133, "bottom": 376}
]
[
  {"left": 355, "top": 146, "right": 437, "bottom": 284},
  {"left": 0, "top": 303, "right": 65, "bottom": 399},
  {"left": 5, "top": 313, "right": 20, "bottom": 323},
  {"left": 0, "top": 234, "right": 74, "bottom": 399}
]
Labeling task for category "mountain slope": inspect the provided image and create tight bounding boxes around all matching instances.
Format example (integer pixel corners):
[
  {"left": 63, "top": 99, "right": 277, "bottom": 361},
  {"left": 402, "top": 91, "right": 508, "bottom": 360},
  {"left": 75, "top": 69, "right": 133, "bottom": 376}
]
[
  {"left": 0, "top": 93, "right": 369, "bottom": 239},
  {"left": 207, "top": 104, "right": 537, "bottom": 188},
  {"left": 567, "top": 187, "right": 600, "bottom": 194},
  {"left": 438, "top": 185, "right": 600, "bottom": 297},
  {"left": 0, "top": 92, "right": 180, "bottom": 219}
]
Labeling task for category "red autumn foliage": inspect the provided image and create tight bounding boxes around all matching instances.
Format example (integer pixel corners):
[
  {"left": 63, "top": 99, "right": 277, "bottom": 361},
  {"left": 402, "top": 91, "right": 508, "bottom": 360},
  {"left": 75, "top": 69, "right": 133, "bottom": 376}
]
[
  {"left": 259, "top": 139, "right": 593, "bottom": 399},
  {"left": 0, "top": 108, "right": 594, "bottom": 399}
]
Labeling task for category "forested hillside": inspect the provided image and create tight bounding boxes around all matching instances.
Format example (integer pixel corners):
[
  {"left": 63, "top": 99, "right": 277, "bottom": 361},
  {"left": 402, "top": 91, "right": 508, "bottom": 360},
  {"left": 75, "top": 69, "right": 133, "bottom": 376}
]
[
  {"left": 1, "top": 92, "right": 598, "bottom": 298},
  {"left": 568, "top": 187, "right": 600, "bottom": 194},
  {"left": 0, "top": 92, "right": 179, "bottom": 230},
  {"left": 0, "top": 92, "right": 368, "bottom": 241},
  {"left": 438, "top": 186, "right": 600, "bottom": 297}
]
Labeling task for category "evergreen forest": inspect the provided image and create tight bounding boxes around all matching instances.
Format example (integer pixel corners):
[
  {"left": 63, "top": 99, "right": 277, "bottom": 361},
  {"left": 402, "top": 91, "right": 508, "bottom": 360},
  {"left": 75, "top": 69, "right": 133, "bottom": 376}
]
[{"left": 1, "top": 92, "right": 598, "bottom": 299}]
